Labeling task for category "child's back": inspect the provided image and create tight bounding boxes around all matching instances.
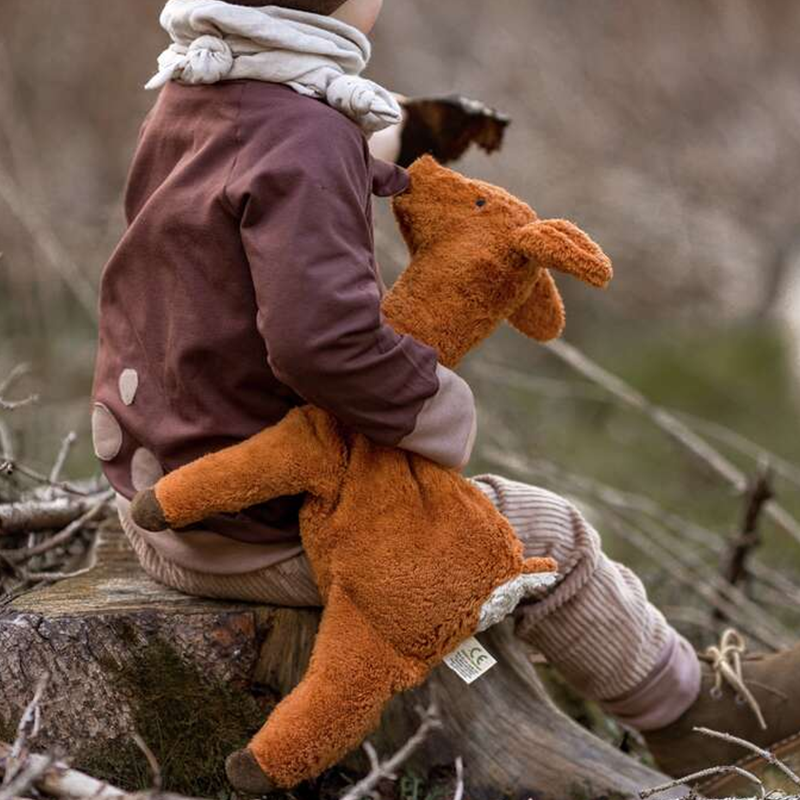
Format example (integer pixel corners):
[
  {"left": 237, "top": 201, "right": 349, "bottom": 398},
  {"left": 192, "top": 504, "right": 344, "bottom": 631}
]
[{"left": 93, "top": 78, "right": 476, "bottom": 566}]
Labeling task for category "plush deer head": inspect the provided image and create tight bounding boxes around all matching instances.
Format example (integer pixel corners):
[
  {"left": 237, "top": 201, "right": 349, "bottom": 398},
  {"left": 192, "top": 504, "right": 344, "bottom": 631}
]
[{"left": 383, "top": 156, "right": 613, "bottom": 367}]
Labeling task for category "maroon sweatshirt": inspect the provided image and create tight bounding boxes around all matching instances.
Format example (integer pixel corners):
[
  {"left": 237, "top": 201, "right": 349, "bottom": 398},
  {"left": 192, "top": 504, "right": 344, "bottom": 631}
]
[{"left": 93, "top": 80, "right": 476, "bottom": 562}]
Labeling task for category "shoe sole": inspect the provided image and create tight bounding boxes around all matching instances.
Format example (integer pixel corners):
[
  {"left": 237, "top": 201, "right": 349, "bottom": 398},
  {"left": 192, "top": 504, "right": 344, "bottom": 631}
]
[{"left": 699, "top": 732, "right": 800, "bottom": 798}]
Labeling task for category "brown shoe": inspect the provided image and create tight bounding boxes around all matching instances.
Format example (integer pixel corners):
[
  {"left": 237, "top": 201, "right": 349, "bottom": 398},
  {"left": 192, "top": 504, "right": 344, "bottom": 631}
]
[
  {"left": 225, "top": 748, "right": 275, "bottom": 795},
  {"left": 644, "top": 630, "right": 800, "bottom": 779}
]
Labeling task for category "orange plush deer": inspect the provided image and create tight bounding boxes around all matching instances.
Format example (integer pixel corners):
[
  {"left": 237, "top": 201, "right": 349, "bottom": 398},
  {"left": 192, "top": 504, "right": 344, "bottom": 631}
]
[{"left": 131, "top": 155, "right": 612, "bottom": 791}]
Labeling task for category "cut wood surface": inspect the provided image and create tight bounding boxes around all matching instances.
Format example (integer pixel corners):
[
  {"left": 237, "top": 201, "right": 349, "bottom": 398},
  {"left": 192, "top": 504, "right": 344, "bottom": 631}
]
[{"left": 0, "top": 522, "right": 684, "bottom": 799}]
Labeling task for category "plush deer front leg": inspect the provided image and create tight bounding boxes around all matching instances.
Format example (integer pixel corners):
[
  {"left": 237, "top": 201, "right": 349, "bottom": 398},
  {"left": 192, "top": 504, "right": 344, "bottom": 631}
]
[
  {"left": 131, "top": 406, "right": 341, "bottom": 531},
  {"left": 245, "top": 585, "right": 426, "bottom": 789}
]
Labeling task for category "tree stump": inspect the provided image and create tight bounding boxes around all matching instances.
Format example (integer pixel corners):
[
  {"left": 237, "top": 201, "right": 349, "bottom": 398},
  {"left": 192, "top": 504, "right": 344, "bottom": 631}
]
[{"left": 0, "top": 522, "right": 684, "bottom": 799}]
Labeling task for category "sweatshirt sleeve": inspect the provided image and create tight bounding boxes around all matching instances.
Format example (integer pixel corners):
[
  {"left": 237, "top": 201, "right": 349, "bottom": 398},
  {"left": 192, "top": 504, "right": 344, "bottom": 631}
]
[{"left": 228, "top": 112, "right": 476, "bottom": 467}]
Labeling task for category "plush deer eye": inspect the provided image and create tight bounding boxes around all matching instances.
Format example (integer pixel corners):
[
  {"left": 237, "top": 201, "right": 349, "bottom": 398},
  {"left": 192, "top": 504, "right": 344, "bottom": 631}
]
[{"left": 475, "top": 198, "right": 487, "bottom": 208}]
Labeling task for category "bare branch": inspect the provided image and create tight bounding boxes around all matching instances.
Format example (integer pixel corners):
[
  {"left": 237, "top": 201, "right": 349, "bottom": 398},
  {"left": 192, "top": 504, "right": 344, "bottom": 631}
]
[
  {"left": 453, "top": 756, "right": 464, "bottom": 800},
  {"left": 717, "top": 461, "right": 774, "bottom": 623},
  {"left": 0, "top": 458, "right": 94, "bottom": 496},
  {"left": 49, "top": 432, "right": 77, "bottom": 485},
  {"left": 544, "top": 340, "right": 800, "bottom": 548},
  {"left": 1, "top": 674, "right": 50, "bottom": 796},
  {"left": 8, "top": 673, "right": 49, "bottom": 764},
  {"left": 0, "top": 420, "right": 13, "bottom": 462},
  {"left": 0, "top": 495, "right": 107, "bottom": 536},
  {"left": 640, "top": 764, "right": 766, "bottom": 800},
  {"left": 694, "top": 727, "right": 800, "bottom": 788},
  {"left": 484, "top": 444, "right": 795, "bottom": 650},
  {"left": 0, "top": 365, "right": 38, "bottom": 412},
  {"left": 339, "top": 700, "right": 443, "bottom": 800},
  {"left": 0, "top": 491, "right": 113, "bottom": 566},
  {"left": 131, "top": 733, "right": 163, "bottom": 792},
  {"left": 0, "top": 751, "right": 58, "bottom": 800}
]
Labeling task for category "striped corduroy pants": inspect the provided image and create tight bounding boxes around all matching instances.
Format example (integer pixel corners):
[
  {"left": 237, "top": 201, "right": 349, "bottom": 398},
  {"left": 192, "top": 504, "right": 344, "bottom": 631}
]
[{"left": 120, "top": 474, "right": 701, "bottom": 730}]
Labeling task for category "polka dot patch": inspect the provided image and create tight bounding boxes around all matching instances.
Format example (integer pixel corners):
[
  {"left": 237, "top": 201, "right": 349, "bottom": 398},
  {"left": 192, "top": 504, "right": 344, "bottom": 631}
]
[
  {"left": 119, "top": 368, "right": 139, "bottom": 406},
  {"left": 92, "top": 403, "right": 123, "bottom": 461},
  {"left": 131, "top": 447, "right": 164, "bottom": 491}
]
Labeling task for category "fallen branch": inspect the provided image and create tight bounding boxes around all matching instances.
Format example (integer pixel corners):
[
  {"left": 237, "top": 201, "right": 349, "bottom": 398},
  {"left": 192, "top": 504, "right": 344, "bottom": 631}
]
[
  {"left": 0, "top": 495, "right": 107, "bottom": 535},
  {"left": 0, "top": 491, "right": 113, "bottom": 565},
  {"left": 0, "top": 742, "right": 207, "bottom": 800},
  {"left": 0, "top": 751, "right": 58, "bottom": 800}
]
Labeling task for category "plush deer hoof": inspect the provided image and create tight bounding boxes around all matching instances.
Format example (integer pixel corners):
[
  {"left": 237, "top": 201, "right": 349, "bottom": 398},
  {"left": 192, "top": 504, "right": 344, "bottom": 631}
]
[
  {"left": 225, "top": 748, "right": 276, "bottom": 795},
  {"left": 130, "top": 488, "right": 169, "bottom": 532}
]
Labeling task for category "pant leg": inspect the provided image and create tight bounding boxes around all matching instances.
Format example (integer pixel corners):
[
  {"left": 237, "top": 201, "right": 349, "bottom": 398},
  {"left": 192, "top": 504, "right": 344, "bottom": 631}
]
[
  {"left": 119, "top": 504, "right": 322, "bottom": 607},
  {"left": 473, "top": 474, "right": 701, "bottom": 730}
]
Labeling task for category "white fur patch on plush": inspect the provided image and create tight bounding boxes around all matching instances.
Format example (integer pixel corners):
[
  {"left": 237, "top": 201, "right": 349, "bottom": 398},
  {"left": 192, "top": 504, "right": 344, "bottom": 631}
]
[{"left": 476, "top": 572, "right": 559, "bottom": 633}]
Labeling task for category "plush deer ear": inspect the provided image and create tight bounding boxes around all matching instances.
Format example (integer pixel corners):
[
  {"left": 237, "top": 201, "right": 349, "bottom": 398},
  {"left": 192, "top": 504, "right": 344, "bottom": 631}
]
[
  {"left": 513, "top": 219, "right": 613, "bottom": 288},
  {"left": 508, "top": 269, "right": 566, "bottom": 342}
]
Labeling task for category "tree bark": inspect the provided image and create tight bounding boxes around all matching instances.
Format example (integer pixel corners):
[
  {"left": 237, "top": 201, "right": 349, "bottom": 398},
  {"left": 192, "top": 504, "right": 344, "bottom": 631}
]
[{"left": 0, "top": 522, "right": 683, "bottom": 799}]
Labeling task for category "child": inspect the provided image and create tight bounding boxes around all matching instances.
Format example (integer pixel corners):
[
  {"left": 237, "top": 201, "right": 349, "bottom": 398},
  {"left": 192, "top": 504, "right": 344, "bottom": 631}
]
[{"left": 92, "top": 0, "right": 799, "bottom": 790}]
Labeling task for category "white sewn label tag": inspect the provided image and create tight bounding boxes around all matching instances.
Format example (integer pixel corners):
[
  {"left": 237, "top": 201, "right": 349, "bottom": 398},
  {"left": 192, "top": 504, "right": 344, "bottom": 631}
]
[{"left": 444, "top": 636, "right": 497, "bottom": 684}]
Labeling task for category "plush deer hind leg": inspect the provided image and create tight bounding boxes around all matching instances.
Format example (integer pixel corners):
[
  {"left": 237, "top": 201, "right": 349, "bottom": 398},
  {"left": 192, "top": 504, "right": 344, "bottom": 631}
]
[
  {"left": 131, "top": 405, "right": 342, "bottom": 532},
  {"left": 233, "top": 584, "right": 428, "bottom": 790}
]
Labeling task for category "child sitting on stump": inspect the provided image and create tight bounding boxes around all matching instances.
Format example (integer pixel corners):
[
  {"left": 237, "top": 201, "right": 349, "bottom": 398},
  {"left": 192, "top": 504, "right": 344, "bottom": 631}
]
[{"left": 92, "top": 0, "right": 800, "bottom": 791}]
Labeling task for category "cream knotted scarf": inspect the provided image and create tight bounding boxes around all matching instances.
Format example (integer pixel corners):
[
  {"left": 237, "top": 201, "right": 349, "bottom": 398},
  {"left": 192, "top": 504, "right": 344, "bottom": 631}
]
[{"left": 145, "top": 0, "right": 402, "bottom": 133}]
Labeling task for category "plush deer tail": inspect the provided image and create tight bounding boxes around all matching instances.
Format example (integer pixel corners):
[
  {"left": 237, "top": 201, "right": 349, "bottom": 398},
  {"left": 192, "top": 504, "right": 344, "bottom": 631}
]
[{"left": 522, "top": 556, "right": 558, "bottom": 574}]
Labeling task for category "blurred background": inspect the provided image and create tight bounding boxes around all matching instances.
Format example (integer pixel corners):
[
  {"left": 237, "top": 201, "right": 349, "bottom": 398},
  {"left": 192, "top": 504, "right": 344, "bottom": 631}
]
[{"left": 2, "top": 0, "right": 800, "bottom": 643}]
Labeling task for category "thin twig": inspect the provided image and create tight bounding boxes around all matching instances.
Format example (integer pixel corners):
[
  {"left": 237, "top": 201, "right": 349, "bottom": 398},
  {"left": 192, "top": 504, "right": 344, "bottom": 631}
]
[
  {"left": 0, "top": 458, "right": 92, "bottom": 496},
  {"left": 132, "top": 733, "right": 163, "bottom": 792},
  {"left": 544, "top": 340, "right": 800, "bottom": 547},
  {"left": 0, "top": 365, "right": 38, "bottom": 412},
  {"left": 694, "top": 727, "right": 800, "bottom": 788},
  {"left": 49, "top": 432, "right": 77, "bottom": 485},
  {"left": 0, "top": 743, "right": 123, "bottom": 800},
  {"left": 0, "top": 420, "right": 13, "bottom": 462},
  {"left": 676, "top": 410, "right": 800, "bottom": 491},
  {"left": 339, "top": 700, "right": 443, "bottom": 800},
  {"left": 475, "top": 360, "right": 800, "bottom": 493},
  {"left": 640, "top": 764, "right": 766, "bottom": 800},
  {"left": 715, "top": 461, "right": 774, "bottom": 623},
  {"left": 8, "top": 673, "right": 49, "bottom": 765},
  {"left": 1, "top": 674, "right": 50, "bottom": 798},
  {"left": 452, "top": 756, "right": 464, "bottom": 800}
]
